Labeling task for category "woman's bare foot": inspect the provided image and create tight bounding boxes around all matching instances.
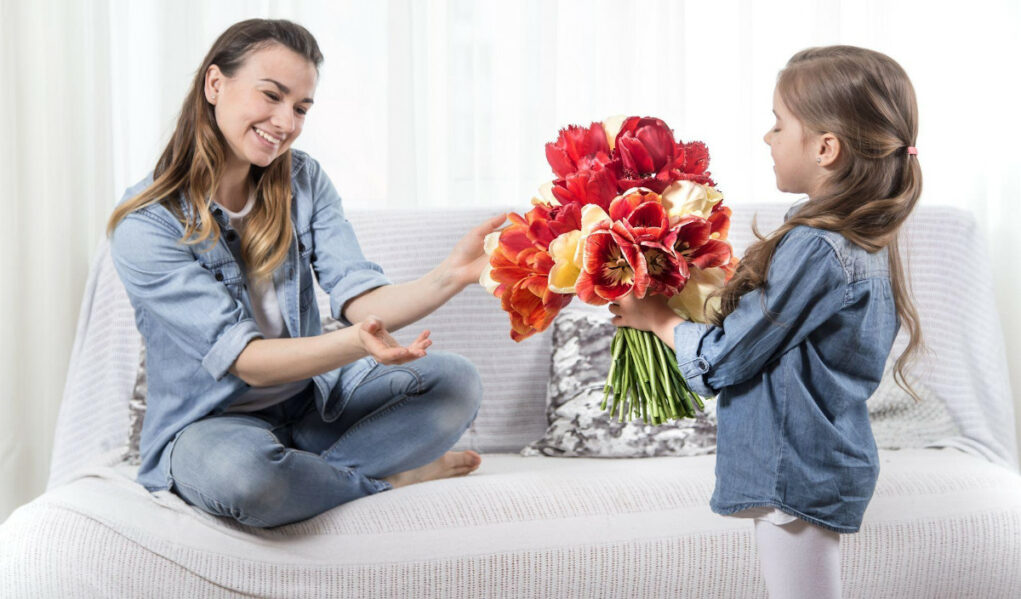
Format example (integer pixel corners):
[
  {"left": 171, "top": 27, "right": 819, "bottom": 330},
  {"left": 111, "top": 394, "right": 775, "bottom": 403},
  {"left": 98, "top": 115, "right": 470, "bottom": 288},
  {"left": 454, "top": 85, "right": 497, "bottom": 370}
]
[{"left": 384, "top": 450, "right": 482, "bottom": 489}]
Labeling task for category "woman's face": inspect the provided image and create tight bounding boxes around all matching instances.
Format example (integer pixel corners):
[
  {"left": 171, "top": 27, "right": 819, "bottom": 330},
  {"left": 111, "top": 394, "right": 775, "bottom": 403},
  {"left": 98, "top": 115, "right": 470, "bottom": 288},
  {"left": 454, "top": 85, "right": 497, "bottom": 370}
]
[
  {"left": 205, "top": 44, "right": 317, "bottom": 169},
  {"left": 763, "top": 87, "right": 819, "bottom": 196}
]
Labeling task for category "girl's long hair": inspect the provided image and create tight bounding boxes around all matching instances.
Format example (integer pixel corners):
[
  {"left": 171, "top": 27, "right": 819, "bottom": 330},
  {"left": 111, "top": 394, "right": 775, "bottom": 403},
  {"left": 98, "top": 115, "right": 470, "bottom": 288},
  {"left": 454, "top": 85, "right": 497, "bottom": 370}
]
[
  {"left": 106, "top": 19, "right": 323, "bottom": 282},
  {"left": 711, "top": 45, "right": 924, "bottom": 401}
]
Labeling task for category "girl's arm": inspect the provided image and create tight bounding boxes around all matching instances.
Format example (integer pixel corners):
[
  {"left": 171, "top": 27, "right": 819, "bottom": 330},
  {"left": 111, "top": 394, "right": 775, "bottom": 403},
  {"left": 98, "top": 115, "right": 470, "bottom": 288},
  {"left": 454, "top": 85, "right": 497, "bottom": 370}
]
[{"left": 614, "top": 227, "right": 848, "bottom": 396}]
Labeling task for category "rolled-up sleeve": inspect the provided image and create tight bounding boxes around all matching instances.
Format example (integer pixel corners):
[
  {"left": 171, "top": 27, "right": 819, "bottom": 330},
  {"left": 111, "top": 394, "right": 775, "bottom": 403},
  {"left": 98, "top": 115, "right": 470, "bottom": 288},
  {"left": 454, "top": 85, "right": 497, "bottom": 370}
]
[
  {"left": 110, "top": 211, "right": 263, "bottom": 381},
  {"left": 306, "top": 159, "right": 392, "bottom": 326},
  {"left": 672, "top": 228, "right": 848, "bottom": 395},
  {"left": 674, "top": 322, "right": 717, "bottom": 396}
]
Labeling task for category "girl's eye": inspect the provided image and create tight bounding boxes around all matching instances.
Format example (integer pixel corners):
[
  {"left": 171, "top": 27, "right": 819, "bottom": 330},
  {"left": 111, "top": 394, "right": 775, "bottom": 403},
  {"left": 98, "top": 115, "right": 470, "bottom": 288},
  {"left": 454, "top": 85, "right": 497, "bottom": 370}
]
[
  {"left": 263, "top": 91, "right": 280, "bottom": 101},
  {"left": 296, "top": 108, "right": 307, "bottom": 116}
]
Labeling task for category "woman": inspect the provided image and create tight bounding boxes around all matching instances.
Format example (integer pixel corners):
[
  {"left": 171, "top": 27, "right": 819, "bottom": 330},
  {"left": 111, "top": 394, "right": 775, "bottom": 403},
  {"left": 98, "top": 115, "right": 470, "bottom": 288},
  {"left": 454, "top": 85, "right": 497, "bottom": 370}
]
[{"left": 107, "top": 18, "right": 504, "bottom": 528}]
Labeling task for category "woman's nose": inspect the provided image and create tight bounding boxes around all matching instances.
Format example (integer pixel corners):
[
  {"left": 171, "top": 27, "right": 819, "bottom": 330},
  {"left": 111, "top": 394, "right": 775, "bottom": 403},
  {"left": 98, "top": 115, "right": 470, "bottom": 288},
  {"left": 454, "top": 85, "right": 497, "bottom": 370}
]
[{"left": 272, "top": 106, "right": 295, "bottom": 134}]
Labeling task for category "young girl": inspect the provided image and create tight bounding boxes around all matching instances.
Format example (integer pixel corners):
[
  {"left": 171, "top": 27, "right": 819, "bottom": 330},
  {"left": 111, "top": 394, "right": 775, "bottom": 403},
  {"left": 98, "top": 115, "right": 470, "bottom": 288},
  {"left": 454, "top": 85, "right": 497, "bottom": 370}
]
[
  {"left": 611, "top": 46, "right": 922, "bottom": 597},
  {"left": 107, "top": 19, "right": 505, "bottom": 528}
]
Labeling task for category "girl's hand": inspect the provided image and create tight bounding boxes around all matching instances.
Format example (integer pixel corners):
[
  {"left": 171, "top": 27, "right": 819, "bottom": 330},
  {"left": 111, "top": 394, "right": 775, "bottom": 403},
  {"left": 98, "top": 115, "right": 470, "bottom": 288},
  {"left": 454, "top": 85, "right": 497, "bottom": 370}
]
[
  {"left": 357, "top": 316, "right": 432, "bottom": 365},
  {"left": 608, "top": 293, "right": 686, "bottom": 346},
  {"left": 442, "top": 213, "right": 508, "bottom": 289}
]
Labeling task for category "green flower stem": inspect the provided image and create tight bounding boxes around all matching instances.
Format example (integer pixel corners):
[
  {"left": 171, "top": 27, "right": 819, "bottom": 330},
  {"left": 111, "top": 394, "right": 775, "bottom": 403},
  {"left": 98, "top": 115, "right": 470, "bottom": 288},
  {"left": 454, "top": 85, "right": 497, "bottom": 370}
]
[{"left": 601, "top": 326, "right": 712, "bottom": 425}]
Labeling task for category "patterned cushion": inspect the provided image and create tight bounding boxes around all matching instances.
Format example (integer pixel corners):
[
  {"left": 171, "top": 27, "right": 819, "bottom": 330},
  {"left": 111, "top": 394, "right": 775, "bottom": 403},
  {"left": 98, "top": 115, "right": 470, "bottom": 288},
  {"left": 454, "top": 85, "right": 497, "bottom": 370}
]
[
  {"left": 519, "top": 306, "right": 962, "bottom": 461},
  {"left": 125, "top": 347, "right": 146, "bottom": 465},
  {"left": 867, "top": 359, "right": 960, "bottom": 449},
  {"left": 521, "top": 310, "right": 718, "bottom": 457}
]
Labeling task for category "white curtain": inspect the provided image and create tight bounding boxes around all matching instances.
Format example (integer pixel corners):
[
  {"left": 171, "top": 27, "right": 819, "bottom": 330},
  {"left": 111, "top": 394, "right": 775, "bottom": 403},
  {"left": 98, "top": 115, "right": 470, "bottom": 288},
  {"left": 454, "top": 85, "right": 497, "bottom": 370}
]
[{"left": 2, "top": 0, "right": 1019, "bottom": 522}]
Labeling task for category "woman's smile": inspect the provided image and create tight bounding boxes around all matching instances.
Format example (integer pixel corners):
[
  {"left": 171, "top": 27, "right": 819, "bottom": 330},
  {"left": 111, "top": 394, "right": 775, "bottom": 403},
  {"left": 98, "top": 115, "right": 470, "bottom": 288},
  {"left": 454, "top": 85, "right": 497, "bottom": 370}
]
[{"left": 253, "top": 126, "right": 282, "bottom": 149}]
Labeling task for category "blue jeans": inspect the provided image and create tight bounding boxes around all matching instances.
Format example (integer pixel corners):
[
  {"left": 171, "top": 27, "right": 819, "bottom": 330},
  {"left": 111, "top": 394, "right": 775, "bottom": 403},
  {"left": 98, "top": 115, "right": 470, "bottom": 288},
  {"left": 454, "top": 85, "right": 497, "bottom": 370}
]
[{"left": 168, "top": 351, "right": 482, "bottom": 528}]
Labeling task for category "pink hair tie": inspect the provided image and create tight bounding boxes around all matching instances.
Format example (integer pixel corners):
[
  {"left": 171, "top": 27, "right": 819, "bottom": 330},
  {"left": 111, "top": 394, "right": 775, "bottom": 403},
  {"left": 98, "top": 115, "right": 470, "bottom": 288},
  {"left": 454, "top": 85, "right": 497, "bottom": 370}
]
[{"left": 907, "top": 146, "right": 918, "bottom": 155}]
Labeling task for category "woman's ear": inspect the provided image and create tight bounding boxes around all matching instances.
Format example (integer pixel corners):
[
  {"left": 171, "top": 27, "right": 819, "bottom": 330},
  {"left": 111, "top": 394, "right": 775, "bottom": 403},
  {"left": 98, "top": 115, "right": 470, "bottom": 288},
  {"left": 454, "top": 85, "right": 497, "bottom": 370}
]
[
  {"left": 204, "top": 65, "right": 223, "bottom": 105},
  {"left": 817, "top": 133, "right": 841, "bottom": 167}
]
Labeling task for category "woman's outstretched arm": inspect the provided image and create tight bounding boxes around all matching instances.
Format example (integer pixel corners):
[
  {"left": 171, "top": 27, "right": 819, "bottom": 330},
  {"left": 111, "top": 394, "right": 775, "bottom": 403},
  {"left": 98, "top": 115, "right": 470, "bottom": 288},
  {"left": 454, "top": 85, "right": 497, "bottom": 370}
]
[
  {"left": 341, "top": 212, "right": 507, "bottom": 331},
  {"left": 231, "top": 316, "right": 432, "bottom": 387}
]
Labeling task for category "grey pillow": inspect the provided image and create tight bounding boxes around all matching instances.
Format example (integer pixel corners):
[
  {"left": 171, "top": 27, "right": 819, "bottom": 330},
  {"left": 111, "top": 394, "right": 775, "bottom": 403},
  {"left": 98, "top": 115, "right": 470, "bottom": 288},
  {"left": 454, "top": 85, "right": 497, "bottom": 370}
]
[
  {"left": 125, "top": 345, "right": 146, "bottom": 465},
  {"left": 521, "top": 311, "right": 718, "bottom": 458}
]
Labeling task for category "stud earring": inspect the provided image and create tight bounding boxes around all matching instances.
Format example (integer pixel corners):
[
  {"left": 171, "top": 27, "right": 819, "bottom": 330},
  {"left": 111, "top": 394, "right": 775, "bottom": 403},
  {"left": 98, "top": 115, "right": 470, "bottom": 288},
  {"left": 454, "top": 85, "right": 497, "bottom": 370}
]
[{"left": 816, "top": 157, "right": 821, "bottom": 164}]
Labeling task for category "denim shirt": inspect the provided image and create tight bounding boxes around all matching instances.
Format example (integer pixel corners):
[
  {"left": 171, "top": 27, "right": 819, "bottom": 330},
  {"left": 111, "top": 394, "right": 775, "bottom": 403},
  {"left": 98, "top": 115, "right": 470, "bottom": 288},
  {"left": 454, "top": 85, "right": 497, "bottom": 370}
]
[
  {"left": 673, "top": 206, "right": 899, "bottom": 533},
  {"left": 110, "top": 149, "right": 392, "bottom": 492}
]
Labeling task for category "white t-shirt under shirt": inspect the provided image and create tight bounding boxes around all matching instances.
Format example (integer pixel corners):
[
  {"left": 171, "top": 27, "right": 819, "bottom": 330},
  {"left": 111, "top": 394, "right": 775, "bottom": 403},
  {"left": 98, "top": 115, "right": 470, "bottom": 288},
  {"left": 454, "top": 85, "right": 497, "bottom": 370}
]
[
  {"left": 729, "top": 506, "right": 799, "bottom": 526},
  {"left": 216, "top": 192, "right": 311, "bottom": 412}
]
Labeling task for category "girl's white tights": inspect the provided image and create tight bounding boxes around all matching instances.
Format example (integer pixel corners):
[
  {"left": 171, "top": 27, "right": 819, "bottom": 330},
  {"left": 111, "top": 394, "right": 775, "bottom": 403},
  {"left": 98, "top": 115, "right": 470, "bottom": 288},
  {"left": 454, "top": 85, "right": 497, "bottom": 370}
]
[{"left": 753, "top": 518, "right": 842, "bottom": 598}]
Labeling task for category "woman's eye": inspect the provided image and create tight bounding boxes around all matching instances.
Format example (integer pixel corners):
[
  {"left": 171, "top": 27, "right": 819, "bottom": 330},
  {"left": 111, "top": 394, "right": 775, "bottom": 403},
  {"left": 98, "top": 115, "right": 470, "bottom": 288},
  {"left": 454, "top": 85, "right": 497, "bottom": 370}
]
[
  {"left": 296, "top": 107, "right": 307, "bottom": 116},
  {"left": 263, "top": 91, "right": 280, "bottom": 101}
]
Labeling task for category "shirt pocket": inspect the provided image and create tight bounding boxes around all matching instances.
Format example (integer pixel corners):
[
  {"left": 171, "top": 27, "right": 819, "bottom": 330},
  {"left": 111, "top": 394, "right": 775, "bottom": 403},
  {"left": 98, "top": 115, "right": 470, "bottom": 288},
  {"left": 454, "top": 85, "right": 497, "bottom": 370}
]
[{"left": 203, "top": 258, "right": 245, "bottom": 301}]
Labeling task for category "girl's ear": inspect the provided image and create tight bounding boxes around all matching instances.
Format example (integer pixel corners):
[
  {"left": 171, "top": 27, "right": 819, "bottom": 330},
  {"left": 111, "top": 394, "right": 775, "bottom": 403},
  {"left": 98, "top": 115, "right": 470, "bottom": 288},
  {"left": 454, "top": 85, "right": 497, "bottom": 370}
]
[
  {"left": 204, "top": 65, "right": 223, "bottom": 105},
  {"left": 817, "top": 133, "right": 841, "bottom": 167}
]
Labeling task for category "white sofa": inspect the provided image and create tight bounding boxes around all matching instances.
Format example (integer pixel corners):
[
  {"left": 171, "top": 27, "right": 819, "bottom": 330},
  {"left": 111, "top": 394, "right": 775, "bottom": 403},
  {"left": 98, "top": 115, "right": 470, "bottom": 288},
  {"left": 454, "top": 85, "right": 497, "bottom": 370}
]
[{"left": 2, "top": 203, "right": 1020, "bottom": 598}]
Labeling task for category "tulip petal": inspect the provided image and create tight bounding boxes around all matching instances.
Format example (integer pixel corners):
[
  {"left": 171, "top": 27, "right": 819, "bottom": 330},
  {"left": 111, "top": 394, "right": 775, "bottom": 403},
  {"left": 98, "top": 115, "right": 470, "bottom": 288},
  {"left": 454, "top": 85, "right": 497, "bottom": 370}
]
[{"left": 689, "top": 239, "right": 733, "bottom": 270}]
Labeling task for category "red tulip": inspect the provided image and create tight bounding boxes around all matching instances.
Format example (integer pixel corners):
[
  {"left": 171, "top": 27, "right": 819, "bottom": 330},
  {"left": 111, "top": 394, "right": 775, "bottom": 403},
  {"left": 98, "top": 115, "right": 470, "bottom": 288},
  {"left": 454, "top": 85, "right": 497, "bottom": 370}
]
[
  {"left": 671, "top": 215, "right": 733, "bottom": 270},
  {"left": 550, "top": 157, "right": 621, "bottom": 211},
  {"left": 486, "top": 215, "right": 573, "bottom": 341},
  {"left": 522, "top": 202, "right": 583, "bottom": 251},
  {"left": 616, "top": 199, "right": 686, "bottom": 298},
  {"left": 575, "top": 221, "right": 647, "bottom": 304},
  {"left": 545, "top": 123, "right": 613, "bottom": 179},
  {"left": 614, "top": 117, "right": 685, "bottom": 193},
  {"left": 676, "top": 141, "right": 714, "bottom": 186}
]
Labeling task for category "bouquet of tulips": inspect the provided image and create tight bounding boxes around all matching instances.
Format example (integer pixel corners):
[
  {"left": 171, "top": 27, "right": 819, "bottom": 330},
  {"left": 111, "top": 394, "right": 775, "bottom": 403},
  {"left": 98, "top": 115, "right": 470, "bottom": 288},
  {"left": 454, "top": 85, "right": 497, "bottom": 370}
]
[{"left": 480, "top": 116, "right": 737, "bottom": 424}]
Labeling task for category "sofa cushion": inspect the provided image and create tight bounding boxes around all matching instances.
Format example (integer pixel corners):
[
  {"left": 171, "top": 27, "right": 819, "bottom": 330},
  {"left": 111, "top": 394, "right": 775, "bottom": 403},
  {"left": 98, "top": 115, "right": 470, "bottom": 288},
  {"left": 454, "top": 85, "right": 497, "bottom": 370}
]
[{"left": 7, "top": 448, "right": 1021, "bottom": 598}]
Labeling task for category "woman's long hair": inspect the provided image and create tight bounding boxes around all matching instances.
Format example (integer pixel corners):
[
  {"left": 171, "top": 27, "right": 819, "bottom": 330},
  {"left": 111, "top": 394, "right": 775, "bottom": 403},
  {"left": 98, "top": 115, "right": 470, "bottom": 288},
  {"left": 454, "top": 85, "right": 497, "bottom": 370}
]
[
  {"left": 106, "top": 19, "right": 323, "bottom": 282},
  {"left": 711, "top": 46, "right": 924, "bottom": 401}
]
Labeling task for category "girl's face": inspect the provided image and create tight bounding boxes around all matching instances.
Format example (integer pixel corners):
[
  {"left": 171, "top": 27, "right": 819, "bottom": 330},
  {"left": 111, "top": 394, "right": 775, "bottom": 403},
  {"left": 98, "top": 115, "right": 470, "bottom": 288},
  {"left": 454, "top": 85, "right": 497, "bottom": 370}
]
[
  {"left": 205, "top": 44, "right": 317, "bottom": 169},
  {"left": 763, "top": 87, "right": 822, "bottom": 196}
]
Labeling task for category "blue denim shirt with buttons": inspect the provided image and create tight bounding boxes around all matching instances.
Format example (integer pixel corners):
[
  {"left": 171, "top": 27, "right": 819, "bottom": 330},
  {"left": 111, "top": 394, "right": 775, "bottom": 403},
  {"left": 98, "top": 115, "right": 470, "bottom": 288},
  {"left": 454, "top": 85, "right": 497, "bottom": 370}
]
[
  {"left": 110, "top": 149, "right": 392, "bottom": 492},
  {"left": 673, "top": 205, "right": 899, "bottom": 533}
]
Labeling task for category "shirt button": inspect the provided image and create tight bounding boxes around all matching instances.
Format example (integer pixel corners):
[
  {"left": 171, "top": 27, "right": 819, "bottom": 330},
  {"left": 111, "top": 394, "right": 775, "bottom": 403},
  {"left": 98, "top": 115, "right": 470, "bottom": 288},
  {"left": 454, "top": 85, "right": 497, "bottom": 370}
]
[
  {"left": 298, "top": 241, "right": 306, "bottom": 252},
  {"left": 214, "top": 272, "right": 224, "bottom": 281},
  {"left": 696, "top": 357, "right": 709, "bottom": 372},
  {"left": 225, "top": 230, "right": 237, "bottom": 242}
]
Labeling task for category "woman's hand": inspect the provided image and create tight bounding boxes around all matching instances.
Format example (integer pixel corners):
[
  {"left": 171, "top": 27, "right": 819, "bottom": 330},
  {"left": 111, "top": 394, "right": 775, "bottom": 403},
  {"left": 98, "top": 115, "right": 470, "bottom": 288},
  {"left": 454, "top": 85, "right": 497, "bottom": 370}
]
[
  {"left": 357, "top": 316, "right": 432, "bottom": 365},
  {"left": 608, "top": 293, "right": 686, "bottom": 348},
  {"left": 441, "top": 213, "right": 508, "bottom": 289}
]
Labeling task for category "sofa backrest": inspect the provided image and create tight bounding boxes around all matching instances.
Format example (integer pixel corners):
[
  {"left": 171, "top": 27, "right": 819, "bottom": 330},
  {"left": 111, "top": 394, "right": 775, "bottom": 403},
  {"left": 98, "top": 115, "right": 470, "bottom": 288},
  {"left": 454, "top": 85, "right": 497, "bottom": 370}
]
[{"left": 47, "top": 203, "right": 1018, "bottom": 489}]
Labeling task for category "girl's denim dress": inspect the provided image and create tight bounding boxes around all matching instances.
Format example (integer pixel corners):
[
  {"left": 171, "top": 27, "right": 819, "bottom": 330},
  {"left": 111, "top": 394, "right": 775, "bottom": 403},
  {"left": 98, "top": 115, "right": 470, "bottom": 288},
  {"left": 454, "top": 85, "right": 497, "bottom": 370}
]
[{"left": 674, "top": 211, "right": 899, "bottom": 533}]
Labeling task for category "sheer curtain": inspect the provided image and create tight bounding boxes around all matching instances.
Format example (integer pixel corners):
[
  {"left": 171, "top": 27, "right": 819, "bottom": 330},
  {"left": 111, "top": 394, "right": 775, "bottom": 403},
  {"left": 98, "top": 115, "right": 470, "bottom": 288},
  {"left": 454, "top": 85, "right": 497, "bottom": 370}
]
[{"left": 2, "top": 0, "right": 1018, "bottom": 522}]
